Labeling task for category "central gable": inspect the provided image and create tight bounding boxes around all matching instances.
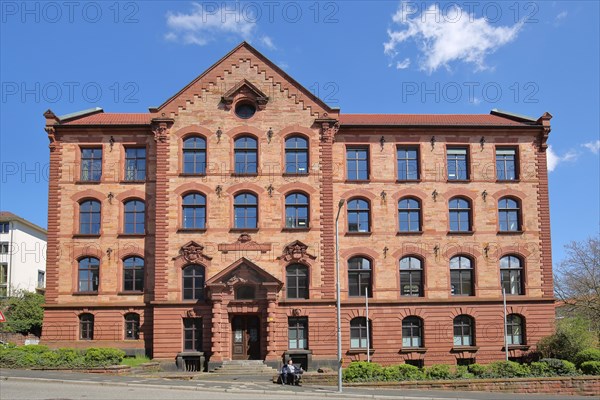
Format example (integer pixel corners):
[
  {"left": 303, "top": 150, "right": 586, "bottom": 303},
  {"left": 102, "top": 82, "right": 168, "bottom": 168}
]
[
  {"left": 154, "top": 42, "right": 336, "bottom": 119},
  {"left": 205, "top": 257, "right": 283, "bottom": 288}
]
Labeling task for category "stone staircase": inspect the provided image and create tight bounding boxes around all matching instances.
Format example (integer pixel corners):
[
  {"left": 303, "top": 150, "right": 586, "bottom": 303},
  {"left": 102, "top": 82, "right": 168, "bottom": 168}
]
[{"left": 210, "top": 360, "right": 279, "bottom": 375}]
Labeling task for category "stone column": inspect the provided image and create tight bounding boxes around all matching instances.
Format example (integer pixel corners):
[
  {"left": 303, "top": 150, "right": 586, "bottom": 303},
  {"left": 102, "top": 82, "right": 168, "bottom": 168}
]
[{"left": 209, "top": 283, "right": 225, "bottom": 361}]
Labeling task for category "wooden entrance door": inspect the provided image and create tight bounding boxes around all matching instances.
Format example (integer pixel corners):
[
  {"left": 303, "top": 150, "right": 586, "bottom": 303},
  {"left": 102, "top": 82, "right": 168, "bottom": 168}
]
[{"left": 231, "top": 315, "right": 261, "bottom": 360}]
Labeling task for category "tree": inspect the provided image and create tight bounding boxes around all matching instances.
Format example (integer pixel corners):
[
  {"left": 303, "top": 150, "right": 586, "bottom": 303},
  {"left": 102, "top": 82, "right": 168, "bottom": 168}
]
[
  {"left": 0, "top": 290, "right": 45, "bottom": 335},
  {"left": 537, "top": 317, "right": 595, "bottom": 361},
  {"left": 554, "top": 236, "right": 600, "bottom": 343}
]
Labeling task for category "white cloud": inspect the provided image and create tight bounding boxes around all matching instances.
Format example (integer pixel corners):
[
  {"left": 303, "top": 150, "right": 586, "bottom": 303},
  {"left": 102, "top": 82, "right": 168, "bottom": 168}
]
[
  {"left": 555, "top": 11, "right": 568, "bottom": 21},
  {"left": 395, "top": 58, "right": 411, "bottom": 69},
  {"left": 384, "top": 2, "right": 524, "bottom": 73},
  {"left": 165, "top": 3, "right": 272, "bottom": 48},
  {"left": 547, "top": 145, "right": 578, "bottom": 172},
  {"left": 583, "top": 140, "right": 600, "bottom": 154}
]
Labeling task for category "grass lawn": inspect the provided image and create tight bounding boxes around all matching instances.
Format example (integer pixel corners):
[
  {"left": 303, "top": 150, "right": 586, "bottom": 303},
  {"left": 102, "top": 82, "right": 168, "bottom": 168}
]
[{"left": 121, "top": 355, "right": 152, "bottom": 367}]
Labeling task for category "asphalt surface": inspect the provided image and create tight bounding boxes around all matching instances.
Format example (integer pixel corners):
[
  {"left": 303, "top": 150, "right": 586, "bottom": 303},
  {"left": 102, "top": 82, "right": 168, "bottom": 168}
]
[{"left": 0, "top": 369, "right": 597, "bottom": 400}]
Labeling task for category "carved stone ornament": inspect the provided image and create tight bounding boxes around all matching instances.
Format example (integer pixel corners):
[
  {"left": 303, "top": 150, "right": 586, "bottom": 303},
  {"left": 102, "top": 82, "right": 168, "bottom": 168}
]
[
  {"left": 218, "top": 234, "right": 271, "bottom": 253},
  {"left": 151, "top": 118, "right": 173, "bottom": 143},
  {"left": 174, "top": 241, "right": 213, "bottom": 263},
  {"left": 278, "top": 240, "right": 316, "bottom": 263},
  {"left": 226, "top": 275, "right": 248, "bottom": 287},
  {"left": 153, "top": 125, "right": 168, "bottom": 143}
]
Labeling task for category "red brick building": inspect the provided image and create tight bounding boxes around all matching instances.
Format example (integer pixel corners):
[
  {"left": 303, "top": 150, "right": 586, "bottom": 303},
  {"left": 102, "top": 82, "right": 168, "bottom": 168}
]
[{"left": 42, "top": 42, "right": 554, "bottom": 371}]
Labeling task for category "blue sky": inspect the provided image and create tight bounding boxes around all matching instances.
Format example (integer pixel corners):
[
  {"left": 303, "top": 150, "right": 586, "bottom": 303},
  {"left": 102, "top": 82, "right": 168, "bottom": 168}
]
[{"left": 1, "top": 1, "right": 598, "bottom": 263}]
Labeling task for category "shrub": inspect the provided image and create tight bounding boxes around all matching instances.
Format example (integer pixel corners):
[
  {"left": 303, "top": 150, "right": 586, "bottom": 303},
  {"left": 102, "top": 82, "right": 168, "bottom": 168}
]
[
  {"left": 529, "top": 361, "right": 552, "bottom": 376},
  {"left": 0, "top": 291, "right": 45, "bottom": 335},
  {"left": 540, "top": 358, "right": 577, "bottom": 376},
  {"left": 486, "top": 361, "right": 530, "bottom": 378},
  {"left": 451, "top": 365, "right": 473, "bottom": 379},
  {"left": 343, "top": 362, "right": 384, "bottom": 382},
  {"left": 467, "top": 363, "right": 488, "bottom": 377},
  {"left": 83, "top": 348, "right": 125, "bottom": 367},
  {"left": 425, "top": 364, "right": 452, "bottom": 380},
  {"left": 537, "top": 318, "right": 595, "bottom": 362},
  {"left": 574, "top": 348, "right": 600, "bottom": 368},
  {"left": 580, "top": 361, "right": 600, "bottom": 375},
  {"left": 56, "top": 348, "right": 84, "bottom": 368},
  {"left": 383, "top": 364, "right": 424, "bottom": 381}
]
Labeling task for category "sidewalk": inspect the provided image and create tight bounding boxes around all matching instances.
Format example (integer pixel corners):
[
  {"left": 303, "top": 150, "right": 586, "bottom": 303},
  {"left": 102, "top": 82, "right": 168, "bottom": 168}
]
[{"left": 0, "top": 368, "right": 594, "bottom": 400}]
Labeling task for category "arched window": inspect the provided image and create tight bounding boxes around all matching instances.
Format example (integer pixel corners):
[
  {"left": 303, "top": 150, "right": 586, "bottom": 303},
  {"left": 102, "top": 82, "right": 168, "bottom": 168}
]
[
  {"left": 506, "top": 314, "right": 525, "bottom": 345},
  {"left": 124, "top": 313, "right": 140, "bottom": 340},
  {"left": 79, "top": 313, "right": 94, "bottom": 340},
  {"left": 402, "top": 317, "right": 423, "bottom": 348},
  {"left": 124, "top": 199, "right": 145, "bottom": 234},
  {"left": 348, "top": 256, "right": 372, "bottom": 297},
  {"left": 123, "top": 256, "right": 144, "bottom": 292},
  {"left": 78, "top": 257, "right": 99, "bottom": 293},
  {"left": 453, "top": 315, "right": 474, "bottom": 346},
  {"left": 398, "top": 198, "right": 421, "bottom": 232},
  {"left": 235, "top": 285, "right": 255, "bottom": 300},
  {"left": 399, "top": 256, "right": 423, "bottom": 297},
  {"left": 285, "top": 193, "right": 309, "bottom": 229},
  {"left": 79, "top": 200, "right": 101, "bottom": 234},
  {"left": 350, "top": 317, "right": 371, "bottom": 349},
  {"left": 285, "top": 136, "right": 308, "bottom": 174},
  {"left": 234, "top": 193, "right": 257, "bottom": 229},
  {"left": 449, "top": 197, "right": 471, "bottom": 232},
  {"left": 500, "top": 255, "right": 523, "bottom": 295},
  {"left": 498, "top": 197, "right": 521, "bottom": 232},
  {"left": 286, "top": 264, "right": 308, "bottom": 299},
  {"left": 347, "top": 198, "right": 370, "bottom": 233},
  {"left": 182, "top": 193, "right": 206, "bottom": 229},
  {"left": 182, "top": 264, "right": 205, "bottom": 300},
  {"left": 450, "top": 256, "right": 473, "bottom": 296},
  {"left": 234, "top": 136, "right": 258, "bottom": 174},
  {"left": 183, "top": 136, "right": 207, "bottom": 175}
]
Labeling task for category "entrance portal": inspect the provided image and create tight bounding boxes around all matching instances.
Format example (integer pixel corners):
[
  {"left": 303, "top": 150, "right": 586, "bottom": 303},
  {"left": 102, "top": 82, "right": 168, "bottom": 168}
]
[{"left": 231, "top": 315, "right": 261, "bottom": 360}]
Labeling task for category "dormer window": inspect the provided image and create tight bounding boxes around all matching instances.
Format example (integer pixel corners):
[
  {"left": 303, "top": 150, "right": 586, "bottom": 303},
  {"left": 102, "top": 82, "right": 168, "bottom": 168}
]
[{"left": 235, "top": 102, "right": 256, "bottom": 119}]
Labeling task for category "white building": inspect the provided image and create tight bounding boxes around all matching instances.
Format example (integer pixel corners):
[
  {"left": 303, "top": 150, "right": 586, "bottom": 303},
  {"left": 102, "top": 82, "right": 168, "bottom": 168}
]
[{"left": 0, "top": 212, "right": 47, "bottom": 297}]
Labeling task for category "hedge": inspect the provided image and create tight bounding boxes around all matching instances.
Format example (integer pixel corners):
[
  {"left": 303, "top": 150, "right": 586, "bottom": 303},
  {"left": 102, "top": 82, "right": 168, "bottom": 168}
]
[
  {"left": 0, "top": 345, "right": 125, "bottom": 369},
  {"left": 580, "top": 361, "right": 600, "bottom": 376},
  {"left": 574, "top": 349, "right": 600, "bottom": 368}
]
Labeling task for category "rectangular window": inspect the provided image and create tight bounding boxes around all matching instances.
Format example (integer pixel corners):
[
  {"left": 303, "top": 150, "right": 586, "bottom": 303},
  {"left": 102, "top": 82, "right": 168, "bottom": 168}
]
[
  {"left": 0, "top": 263, "right": 7, "bottom": 297},
  {"left": 0, "top": 223, "right": 8, "bottom": 233},
  {"left": 447, "top": 148, "right": 469, "bottom": 180},
  {"left": 183, "top": 318, "right": 202, "bottom": 351},
  {"left": 288, "top": 317, "right": 308, "bottom": 350},
  {"left": 397, "top": 147, "right": 419, "bottom": 180},
  {"left": 124, "top": 148, "right": 146, "bottom": 181},
  {"left": 496, "top": 148, "right": 518, "bottom": 180},
  {"left": 0, "top": 242, "right": 8, "bottom": 254},
  {"left": 80, "top": 148, "right": 102, "bottom": 181},
  {"left": 37, "top": 270, "right": 45, "bottom": 289},
  {"left": 346, "top": 147, "right": 369, "bottom": 180}
]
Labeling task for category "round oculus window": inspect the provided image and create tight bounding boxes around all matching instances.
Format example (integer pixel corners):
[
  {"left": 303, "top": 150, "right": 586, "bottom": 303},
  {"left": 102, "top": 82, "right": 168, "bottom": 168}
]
[{"left": 235, "top": 103, "right": 256, "bottom": 119}]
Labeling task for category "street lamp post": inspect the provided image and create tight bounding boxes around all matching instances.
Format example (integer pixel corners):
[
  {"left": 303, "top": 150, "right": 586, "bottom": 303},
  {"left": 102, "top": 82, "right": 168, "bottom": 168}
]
[{"left": 335, "top": 199, "right": 345, "bottom": 393}]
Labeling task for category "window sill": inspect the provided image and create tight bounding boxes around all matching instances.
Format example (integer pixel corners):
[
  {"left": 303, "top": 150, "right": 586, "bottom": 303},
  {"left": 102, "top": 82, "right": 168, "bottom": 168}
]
[
  {"left": 447, "top": 231, "right": 474, "bottom": 236},
  {"left": 179, "top": 173, "right": 207, "bottom": 178},
  {"left": 344, "top": 179, "right": 370, "bottom": 184},
  {"left": 451, "top": 294, "right": 475, "bottom": 297},
  {"left": 503, "top": 345, "right": 530, "bottom": 351},
  {"left": 347, "top": 348, "right": 375, "bottom": 355},
  {"left": 446, "top": 179, "right": 471, "bottom": 183},
  {"left": 496, "top": 179, "right": 520, "bottom": 183},
  {"left": 497, "top": 230, "right": 524, "bottom": 235},
  {"left": 396, "top": 231, "right": 423, "bottom": 236},
  {"left": 120, "top": 180, "right": 146, "bottom": 184},
  {"left": 118, "top": 291, "right": 144, "bottom": 295},
  {"left": 73, "top": 292, "right": 98, "bottom": 296},
  {"left": 396, "top": 179, "right": 421, "bottom": 183},
  {"left": 283, "top": 173, "right": 310, "bottom": 177},
  {"left": 282, "top": 227, "right": 311, "bottom": 232},
  {"left": 118, "top": 233, "right": 146, "bottom": 238},
  {"left": 399, "top": 347, "right": 427, "bottom": 354},
  {"left": 229, "top": 228, "right": 259, "bottom": 233},
  {"left": 75, "top": 180, "right": 102, "bottom": 185},
  {"left": 285, "top": 298, "right": 310, "bottom": 302},
  {"left": 345, "top": 232, "right": 371, "bottom": 237},
  {"left": 231, "top": 173, "right": 259, "bottom": 177},
  {"left": 72, "top": 234, "right": 101, "bottom": 239},
  {"left": 177, "top": 229, "right": 207, "bottom": 233},
  {"left": 451, "top": 346, "right": 479, "bottom": 353}
]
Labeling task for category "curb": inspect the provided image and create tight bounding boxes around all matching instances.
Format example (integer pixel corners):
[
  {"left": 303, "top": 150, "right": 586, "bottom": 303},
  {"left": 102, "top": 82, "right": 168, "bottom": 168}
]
[{"left": 0, "top": 376, "right": 457, "bottom": 400}]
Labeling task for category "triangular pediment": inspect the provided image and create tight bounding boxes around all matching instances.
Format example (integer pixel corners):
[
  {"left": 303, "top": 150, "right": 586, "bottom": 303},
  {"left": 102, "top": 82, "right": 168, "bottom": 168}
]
[
  {"left": 221, "top": 79, "right": 269, "bottom": 110},
  {"left": 154, "top": 42, "right": 336, "bottom": 118},
  {"left": 205, "top": 257, "right": 283, "bottom": 287}
]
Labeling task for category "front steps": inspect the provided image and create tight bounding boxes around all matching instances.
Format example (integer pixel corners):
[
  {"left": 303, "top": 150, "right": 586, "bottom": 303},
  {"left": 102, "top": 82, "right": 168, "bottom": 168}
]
[{"left": 210, "top": 360, "right": 279, "bottom": 375}]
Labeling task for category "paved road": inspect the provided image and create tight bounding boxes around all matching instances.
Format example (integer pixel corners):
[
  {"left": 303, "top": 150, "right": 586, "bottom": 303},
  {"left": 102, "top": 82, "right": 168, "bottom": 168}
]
[{"left": 0, "top": 369, "right": 595, "bottom": 400}]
